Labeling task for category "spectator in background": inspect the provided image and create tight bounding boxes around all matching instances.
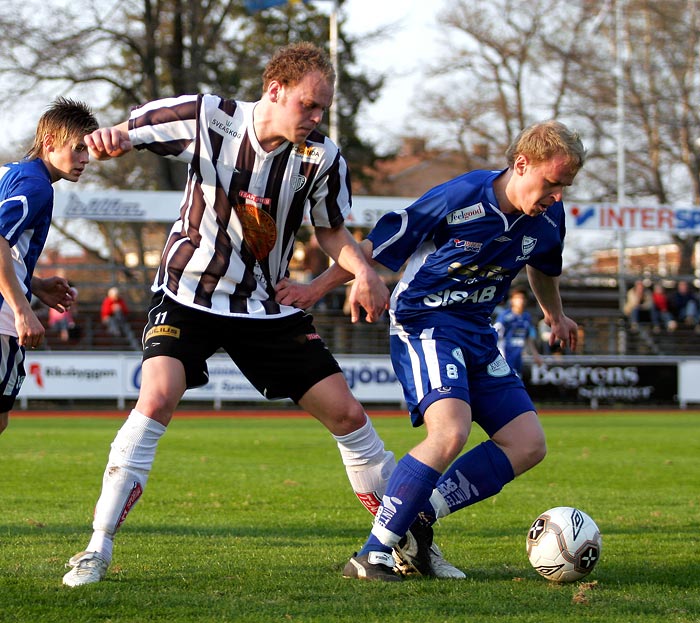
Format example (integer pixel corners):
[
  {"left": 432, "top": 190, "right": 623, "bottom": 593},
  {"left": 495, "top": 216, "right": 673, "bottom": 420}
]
[
  {"left": 651, "top": 282, "right": 677, "bottom": 332},
  {"left": 624, "top": 280, "right": 659, "bottom": 332},
  {"left": 493, "top": 286, "right": 543, "bottom": 376},
  {"left": 671, "top": 280, "right": 700, "bottom": 331},
  {"left": 100, "top": 286, "right": 129, "bottom": 337}
]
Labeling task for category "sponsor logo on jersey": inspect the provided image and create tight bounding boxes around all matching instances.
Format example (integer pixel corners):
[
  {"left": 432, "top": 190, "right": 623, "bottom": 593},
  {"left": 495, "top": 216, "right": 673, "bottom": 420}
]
[
  {"left": 542, "top": 213, "right": 558, "bottom": 228},
  {"left": 447, "top": 262, "right": 507, "bottom": 281},
  {"left": 423, "top": 286, "right": 498, "bottom": 307},
  {"left": 487, "top": 354, "right": 511, "bottom": 377},
  {"left": 145, "top": 325, "right": 181, "bottom": 341},
  {"left": 293, "top": 144, "right": 321, "bottom": 159},
  {"left": 291, "top": 174, "right": 307, "bottom": 192},
  {"left": 234, "top": 202, "right": 277, "bottom": 260},
  {"left": 209, "top": 111, "right": 243, "bottom": 139},
  {"left": 516, "top": 235, "right": 537, "bottom": 261},
  {"left": 454, "top": 239, "right": 483, "bottom": 253},
  {"left": 238, "top": 190, "right": 271, "bottom": 206},
  {"left": 446, "top": 203, "right": 485, "bottom": 225}
]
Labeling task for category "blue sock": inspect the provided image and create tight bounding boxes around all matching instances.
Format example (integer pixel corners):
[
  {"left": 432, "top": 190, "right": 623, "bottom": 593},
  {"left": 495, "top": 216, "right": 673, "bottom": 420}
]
[
  {"left": 431, "top": 440, "right": 515, "bottom": 516},
  {"left": 358, "top": 454, "right": 441, "bottom": 556}
]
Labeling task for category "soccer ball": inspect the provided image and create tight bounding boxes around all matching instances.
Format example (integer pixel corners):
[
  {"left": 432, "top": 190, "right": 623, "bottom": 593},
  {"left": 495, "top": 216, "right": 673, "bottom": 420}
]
[{"left": 526, "top": 506, "right": 602, "bottom": 583}]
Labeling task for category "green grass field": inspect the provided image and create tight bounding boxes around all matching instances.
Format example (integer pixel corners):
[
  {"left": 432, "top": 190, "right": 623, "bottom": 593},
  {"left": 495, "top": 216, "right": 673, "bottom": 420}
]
[{"left": 1, "top": 411, "right": 699, "bottom": 623}]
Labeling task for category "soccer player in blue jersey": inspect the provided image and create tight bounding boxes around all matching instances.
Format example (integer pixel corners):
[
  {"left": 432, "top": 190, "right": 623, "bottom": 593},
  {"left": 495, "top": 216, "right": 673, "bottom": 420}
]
[
  {"left": 0, "top": 98, "right": 97, "bottom": 435},
  {"left": 493, "top": 285, "right": 543, "bottom": 376},
  {"left": 277, "top": 120, "right": 586, "bottom": 580}
]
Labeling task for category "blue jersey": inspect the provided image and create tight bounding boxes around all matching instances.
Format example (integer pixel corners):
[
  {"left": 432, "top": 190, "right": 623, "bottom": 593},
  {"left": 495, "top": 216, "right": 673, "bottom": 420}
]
[
  {"left": 368, "top": 169, "right": 565, "bottom": 336},
  {"left": 493, "top": 308, "right": 537, "bottom": 373},
  {"left": 0, "top": 158, "right": 54, "bottom": 336}
]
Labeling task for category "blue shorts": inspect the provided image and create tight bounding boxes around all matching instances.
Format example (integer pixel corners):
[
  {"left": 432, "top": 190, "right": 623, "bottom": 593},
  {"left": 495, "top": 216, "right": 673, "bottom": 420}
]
[{"left": 390, "top": 326, "right": 535, "bottom": 436}]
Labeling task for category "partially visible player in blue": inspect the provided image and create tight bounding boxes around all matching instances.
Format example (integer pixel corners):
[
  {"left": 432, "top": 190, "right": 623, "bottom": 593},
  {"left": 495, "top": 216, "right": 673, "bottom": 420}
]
[
  {"left": 276, "top": 120, "right": 586, "bottom": 580},
  {"left": 0, "top": 98, "right": 98, "bottom": 435},
  {"left": 493, "top": 285, "right": 543, "bottom": 376}
]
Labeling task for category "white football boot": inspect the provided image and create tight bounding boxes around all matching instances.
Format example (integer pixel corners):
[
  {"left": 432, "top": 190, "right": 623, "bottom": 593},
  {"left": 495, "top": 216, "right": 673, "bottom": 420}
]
[
  {"left": 62, "top": 551, "right": 110, "bottom": 587},
  {"left": 393, "top": 519, "right": 466, "bottom": 579}
]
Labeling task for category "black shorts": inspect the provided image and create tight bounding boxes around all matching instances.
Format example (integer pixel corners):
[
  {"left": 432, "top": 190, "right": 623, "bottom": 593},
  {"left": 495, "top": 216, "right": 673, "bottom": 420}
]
[{"left": 141, "top": 292, "right": 342, "bottom": 403}]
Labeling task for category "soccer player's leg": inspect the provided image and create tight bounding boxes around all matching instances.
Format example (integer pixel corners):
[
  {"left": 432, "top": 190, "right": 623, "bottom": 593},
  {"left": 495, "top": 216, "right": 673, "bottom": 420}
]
[
  {"left": 375, "top": 332, "right": 470, "bottom": 579},
  {"left": 299, "top": 372, "right": 396, "bottom": 517},
  {"left": 62, "top": 354, "right": 186, "bottom": 587},
  {"left": 429, "top": 366, "right": 544, "bottom": 520}
]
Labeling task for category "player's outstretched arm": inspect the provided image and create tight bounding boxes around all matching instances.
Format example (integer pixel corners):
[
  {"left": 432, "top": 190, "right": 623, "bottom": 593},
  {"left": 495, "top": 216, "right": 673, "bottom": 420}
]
[
  {"left": 31, "top": 276, "right": 77, "bottom": 312},
  {"left": 85, "top": 121, "right": 132, "bottom": 160},
  {"left": 526, "top": 265, "right": 578, "bottom": 352},
  {"left": 314, "top": 227, "right": 388, "bottom": 323}
]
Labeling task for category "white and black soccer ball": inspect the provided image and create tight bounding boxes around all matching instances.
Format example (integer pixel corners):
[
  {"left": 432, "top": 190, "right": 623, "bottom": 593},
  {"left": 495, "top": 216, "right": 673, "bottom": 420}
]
[{"left": 526, "top": 506, "right": 602, "bottom": 583}]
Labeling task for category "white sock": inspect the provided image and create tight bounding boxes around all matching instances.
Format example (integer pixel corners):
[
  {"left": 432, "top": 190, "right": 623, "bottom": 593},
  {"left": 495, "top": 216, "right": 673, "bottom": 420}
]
[
  {"left": 89, "top": 410, "right": 166, "bottom": 561},
  {"left": 333, "top": 415, "right": 396, "bottom": 515}
]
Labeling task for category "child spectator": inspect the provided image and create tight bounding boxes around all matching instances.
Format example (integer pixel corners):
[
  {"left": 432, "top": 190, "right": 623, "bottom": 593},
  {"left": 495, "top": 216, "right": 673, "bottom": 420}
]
[{"left": 100, "top": 286, "right": 129, "bottom": 337}]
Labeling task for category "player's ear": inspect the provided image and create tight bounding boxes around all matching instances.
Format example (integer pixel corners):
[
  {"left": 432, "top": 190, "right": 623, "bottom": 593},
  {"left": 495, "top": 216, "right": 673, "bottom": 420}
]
[
  {"left": 267, "top": 80, "right": 282, "bottom": 103},
  {"left": 514, "top": 154, "right": 529, "bottom": 176},
  {"left": 42, "top": 133, "right": 56, "bottom": 153}
]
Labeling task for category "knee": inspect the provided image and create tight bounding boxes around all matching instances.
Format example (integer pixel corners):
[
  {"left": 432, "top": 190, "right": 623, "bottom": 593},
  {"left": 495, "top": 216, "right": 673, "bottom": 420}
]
[
  {"left": 333, "top": 400, "right": 368, "bottom": 436},
  {"left": 522, "top": 433, "right": 547, "bottom": 472},
  {"left": 444, "top": 429, "right": 470, "bottom": 461},
  {"left": 134, "top": 395, "right": 176, "bottom": 426}
]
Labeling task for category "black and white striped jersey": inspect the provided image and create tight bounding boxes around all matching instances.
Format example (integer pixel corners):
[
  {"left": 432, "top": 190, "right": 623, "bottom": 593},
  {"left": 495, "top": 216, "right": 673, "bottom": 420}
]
[{"left": 128, "top": 93, "right": 351, "bottom": 318}]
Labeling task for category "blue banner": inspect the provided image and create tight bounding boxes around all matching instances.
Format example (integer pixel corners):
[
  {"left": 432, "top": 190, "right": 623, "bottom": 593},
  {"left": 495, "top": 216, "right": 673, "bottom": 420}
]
[{"left": 244, "top": 0, "right": 292, "bottom": 12}]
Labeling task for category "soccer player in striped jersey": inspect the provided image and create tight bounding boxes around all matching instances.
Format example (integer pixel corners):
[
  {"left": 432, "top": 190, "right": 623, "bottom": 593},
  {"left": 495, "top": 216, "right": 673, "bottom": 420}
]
[
  {"left": 63, "top": 41, "right": 453, "bottom": 586},
  {"left": 0, "top": 98, "right": 97, "bottom": 435},
  {"left": 277, "top": 120, "right": 586, "bottom": 580}
]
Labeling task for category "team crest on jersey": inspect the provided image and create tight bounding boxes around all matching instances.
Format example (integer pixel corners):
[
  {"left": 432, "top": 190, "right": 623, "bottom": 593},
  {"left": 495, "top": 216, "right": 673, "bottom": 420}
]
[
  {"left": 446, "top": 203, "right": 485, "bottom": 225},
  {"left": 291, "top": 174, "right": 307, "bottom": 192},
  {"left": 517, "top": 236, "right": 537, "bottom": 261},
  {"left": 522, "top": 236, "right": 537, "bottom": 255}
]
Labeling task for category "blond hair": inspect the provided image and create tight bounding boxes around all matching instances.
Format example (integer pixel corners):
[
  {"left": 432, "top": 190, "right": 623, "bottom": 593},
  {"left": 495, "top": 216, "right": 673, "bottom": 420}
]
[
  {"left": 26, "top": 97, "right": 98, "bottom": 159},
  {"left": 505, "top": 120, "right": 586, "bottom": 172}
]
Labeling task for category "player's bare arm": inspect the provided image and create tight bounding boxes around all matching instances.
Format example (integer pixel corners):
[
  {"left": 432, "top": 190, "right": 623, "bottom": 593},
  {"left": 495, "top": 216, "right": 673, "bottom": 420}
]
[
  {"left": 31, "top": 276, "right": 77, "bottom": 312},
  {"left": 0, "top": 237, "right": 44, "bottom": 347},
  {"left": 306, "top": 228, "right": 388, "bottom": 323},
  {"left": 85, "top": 121, "right": 132, "bottom": 160},
  {"left": 526, "top": 264, "right": 578, "bottom": 351}
]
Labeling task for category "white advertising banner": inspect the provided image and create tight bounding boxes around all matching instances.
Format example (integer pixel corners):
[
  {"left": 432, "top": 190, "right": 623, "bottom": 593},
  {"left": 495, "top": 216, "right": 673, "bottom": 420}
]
[
  {"left": 678, "top": 360, "right": 700, "bottom": 408},
  {"left": 567, "top": 203, "right": 700, "bottom": 234},
  {"left": 21, "top": 352, "right": 403, "bottom": 407},
  {"left": 53, "top": 190, "right": 411, "bottom": 227},
  {"left": 20, "top": 352, "right": 698, "bottom": 408},
  {"left": 54, "top": 190, "right": 700, "bottom": 234}
]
